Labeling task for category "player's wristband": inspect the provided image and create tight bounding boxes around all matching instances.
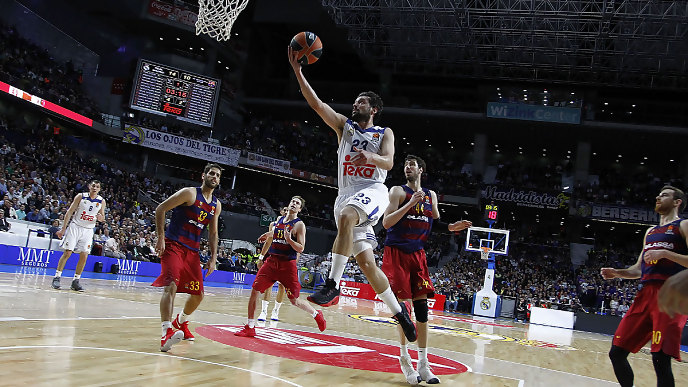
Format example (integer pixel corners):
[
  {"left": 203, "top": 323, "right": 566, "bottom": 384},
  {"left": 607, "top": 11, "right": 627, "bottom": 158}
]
[{"left": 258, "top": 254, "right": 264, "bottom": 260}]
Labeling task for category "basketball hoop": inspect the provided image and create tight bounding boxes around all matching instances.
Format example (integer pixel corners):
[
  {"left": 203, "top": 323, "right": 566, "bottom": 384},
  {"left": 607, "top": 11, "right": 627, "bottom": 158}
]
[
  {"left": 480, "top": 247, "right": 491, "bottom": 261},
  {"left": 196, "top": 0, "right": 251, "bottom": 42}
]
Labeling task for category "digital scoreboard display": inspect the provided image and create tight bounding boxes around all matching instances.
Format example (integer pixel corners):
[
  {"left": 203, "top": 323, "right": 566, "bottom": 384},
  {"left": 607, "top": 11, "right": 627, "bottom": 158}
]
[
  {"left": 484, "top": 204, "right": 499, "bottom": 223},
  {"left": 129, "top": 59, "right": 220, "bottom": 127}
]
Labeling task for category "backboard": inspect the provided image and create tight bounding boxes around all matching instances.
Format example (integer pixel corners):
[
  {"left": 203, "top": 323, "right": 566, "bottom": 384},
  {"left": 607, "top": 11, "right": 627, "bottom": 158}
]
[{"left": 465, "top": 226, "right": 510, "bottom": 256}]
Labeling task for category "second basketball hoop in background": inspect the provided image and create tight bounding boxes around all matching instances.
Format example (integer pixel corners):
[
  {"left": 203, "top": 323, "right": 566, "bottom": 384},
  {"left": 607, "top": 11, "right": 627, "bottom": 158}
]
[{"left": 290, "top": 31, "right": 323, "bottom": 65}]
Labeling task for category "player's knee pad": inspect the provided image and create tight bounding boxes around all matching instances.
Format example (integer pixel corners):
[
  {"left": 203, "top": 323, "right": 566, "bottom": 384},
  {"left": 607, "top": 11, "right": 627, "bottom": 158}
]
[
  {"left": 352, "top": 240, "right": 373, "bottom": 256},
  {"left": 413, "top": 299, "right": 429, "bottom": 323}
]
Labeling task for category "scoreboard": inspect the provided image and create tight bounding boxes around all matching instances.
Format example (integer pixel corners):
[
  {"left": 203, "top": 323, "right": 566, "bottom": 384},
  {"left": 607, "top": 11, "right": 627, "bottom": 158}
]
[
  {"left": 129, "top": 59, "right": 220, "bottom": 127},
  {"left": 484, "top": 204, "right": 499, "bottom": 223}
]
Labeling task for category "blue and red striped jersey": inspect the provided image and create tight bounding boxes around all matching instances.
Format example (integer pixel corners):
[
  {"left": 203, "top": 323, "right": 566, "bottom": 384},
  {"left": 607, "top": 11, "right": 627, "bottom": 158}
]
[
  {"left": 165, "top": 187, "right": 217, "bottom": 251},
  {"left": 641, "top": 218, "right": 687, "bottom": 283},
  {"left": 267, "top": 216, "right": 301, "bottom": 260},
  {"left": 385, "top": 185, "right": 434, "bottom": 253}
]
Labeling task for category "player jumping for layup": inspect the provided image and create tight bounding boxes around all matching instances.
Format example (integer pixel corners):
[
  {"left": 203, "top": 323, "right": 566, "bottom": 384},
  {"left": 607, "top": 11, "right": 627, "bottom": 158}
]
[
  {"left": 601, "top": 186, "right": 688, "bottom": 387},
  {"left": 153, "top": 163, "right": 222, "bottom": 352},
  {"left": 288, "top": 46, "right": 416, "bottom": 342}
]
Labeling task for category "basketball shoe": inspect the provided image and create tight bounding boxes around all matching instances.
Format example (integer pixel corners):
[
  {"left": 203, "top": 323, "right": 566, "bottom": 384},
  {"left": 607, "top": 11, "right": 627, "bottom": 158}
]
[
  {"left": 392, "top": 301, "right": 417, "bottom": 342},
  {"left": 234, "top": 325, "right": 256, "bottom": 337},
  {"left": 270, "top": 309, "right": 280, "bottom": 321},
  {"left": 314, "top": 310, "right": 326, "bottom": 332},
  {"left": 418, "top": 359, "right": 440, "bottom": 384},
  {"left": 70, "top": 279, "right": 84, "bottom": 292},
  {"left": 307, "top": 278, "right": 340, "bottom": 307},
  {"left": 160, "top": 328, "right": 184, "bottom": 352},
  {"left": 399, "top": 355, "right": 421, "bottom": 385},
  {"left": 257, "top": 311, "right": 268, "bottom": 321},
  {"left": 51, "top": 277, "right": 60, "bottom": 289},
  {"left": 172, "top": 314, "right": 195, "bottom": 341}
]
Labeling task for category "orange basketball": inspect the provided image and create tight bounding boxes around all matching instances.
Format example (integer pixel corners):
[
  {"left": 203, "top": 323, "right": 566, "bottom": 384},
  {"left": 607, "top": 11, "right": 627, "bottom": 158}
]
[{"left": 290, "top": 31, "right": 323, "bottom": 65}]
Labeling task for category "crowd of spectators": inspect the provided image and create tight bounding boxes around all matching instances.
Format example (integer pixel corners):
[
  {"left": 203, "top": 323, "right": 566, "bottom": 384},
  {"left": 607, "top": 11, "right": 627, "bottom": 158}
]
[
  {"left": 575, "top": 167, "right": 683, "bottom": 209},
  {"left": 0, "top": 22, "right": 101, "bottom": 122},
  {"left": 494, "top": 158, "right": 573, "bottom": 192},
  {"left": 0, "top": 120, "right": 318, "bottom": 265}
]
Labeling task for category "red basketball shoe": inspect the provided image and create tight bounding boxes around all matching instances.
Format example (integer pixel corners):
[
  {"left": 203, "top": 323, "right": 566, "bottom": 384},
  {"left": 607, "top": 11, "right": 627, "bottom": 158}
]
[
  {"left": 160, "top": 328, "right": 184, "bottom": 352},
  {"left": 172, "top": 314, "right": 195, "bottom": 341},
  {"left": 314, "top": 310, "right": 326, "bottom": 332},
  {"left": 234, "top": 325, "right": 256, "bottom": 338}
]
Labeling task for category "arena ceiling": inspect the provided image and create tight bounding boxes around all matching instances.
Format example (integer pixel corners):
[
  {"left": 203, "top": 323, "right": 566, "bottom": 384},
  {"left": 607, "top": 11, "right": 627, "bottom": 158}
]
[{"left": 320, "top": 0, "right": 688, "bottom": 89}]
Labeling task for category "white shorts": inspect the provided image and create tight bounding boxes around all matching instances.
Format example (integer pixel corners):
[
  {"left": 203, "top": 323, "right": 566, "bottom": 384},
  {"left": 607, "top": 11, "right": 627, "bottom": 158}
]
[
  {"left": 59, "top": 224, "right": 95, "bottom": 253},
  {"left": 334, "top": 183, "right": 389, "bottom": 250}
]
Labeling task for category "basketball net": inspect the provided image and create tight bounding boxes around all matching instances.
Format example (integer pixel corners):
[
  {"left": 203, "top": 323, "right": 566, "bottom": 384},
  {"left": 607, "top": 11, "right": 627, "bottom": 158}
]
[
  {"left": 196, "top": 0, "right": 250, "bottom": 42},
  {"left": 480, "top": 247, "right": 491, "bottom": 261}
]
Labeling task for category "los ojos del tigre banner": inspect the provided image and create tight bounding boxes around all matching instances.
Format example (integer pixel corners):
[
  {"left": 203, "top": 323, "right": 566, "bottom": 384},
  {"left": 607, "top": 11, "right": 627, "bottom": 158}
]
[{"left": 122, "top": 124, "right": 240, "bottom": 166}]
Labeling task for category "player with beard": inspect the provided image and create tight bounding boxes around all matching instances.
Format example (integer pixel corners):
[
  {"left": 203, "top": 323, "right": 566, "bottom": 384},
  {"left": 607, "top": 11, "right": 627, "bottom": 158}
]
[
  {"left": 382, "top": 155, "right": 472, "bottom": 385},
  {"left": 289, "top": 46, "right": 417, "bottom": 343},
  {"left": 152, "top": 163, "right": 222, "bottom": 352},
  {"left": 601, "top": 186, "right": 688, "bottom": 387}
]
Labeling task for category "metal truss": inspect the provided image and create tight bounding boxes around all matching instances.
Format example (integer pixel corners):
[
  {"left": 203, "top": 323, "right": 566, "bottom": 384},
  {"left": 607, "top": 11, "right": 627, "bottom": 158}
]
[{"left": 321, "top": 0, "right": 688, "bottom": 88}]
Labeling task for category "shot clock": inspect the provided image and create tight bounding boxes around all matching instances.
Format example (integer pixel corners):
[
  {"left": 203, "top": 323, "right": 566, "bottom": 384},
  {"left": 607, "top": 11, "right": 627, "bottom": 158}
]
[
  {"left": 129, "top": 59, "right": 220, "bottom": 127},
  {"left": 484, "top": 204, "right": 499, "bottom": 223}
]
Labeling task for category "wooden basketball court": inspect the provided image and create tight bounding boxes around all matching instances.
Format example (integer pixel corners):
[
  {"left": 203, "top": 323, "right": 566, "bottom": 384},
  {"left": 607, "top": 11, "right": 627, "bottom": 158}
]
[{"left": 0, "top": 266, "right": 685, "bottom": 386}]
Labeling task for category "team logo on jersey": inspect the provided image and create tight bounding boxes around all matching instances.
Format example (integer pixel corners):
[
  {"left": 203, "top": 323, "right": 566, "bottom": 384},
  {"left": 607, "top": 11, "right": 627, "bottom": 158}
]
[
  {"left": 347, "top": 126, "right": 355, "bottom": 137},
  {"left": 666, "top": 226, "right": 674, "bottom": 235},
  {"left": 342, "top": 155, "right": 376, "bottom": 178},
  {"left": 372, "top": 132, "right": 380, "bottom": 142}
]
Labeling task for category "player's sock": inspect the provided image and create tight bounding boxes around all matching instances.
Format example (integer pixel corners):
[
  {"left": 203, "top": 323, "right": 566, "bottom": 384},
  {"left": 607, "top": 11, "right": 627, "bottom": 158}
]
[
  {"left": 378, "top": 287, "right": 402, "bottom": 314},
  {"left": 179, "top": 311, "right": 189, "bottom": 324},
  {"left": 73, "top": 274, "right": 81, "bottom": 280},
  {"left": 162, "top": 321, "right": 172, "bottom": 337},
  {"left": 273, "top": 301, "right": 283, "bottom": 313},
  {"left": 329, "top": 253, "right": 348, "bottom": 288},
  {"left": 55, "top": 270, "right": 62, "bottom": 278},
  {"left": 400, "top": 344, "right": 410, "bottom": 358},
  {"left": 261, "top": 300, "right": 269, "bottom": 314},
  {"left": 418, "top": 347, "right": 428, "bottom": 361},
  {"left": 247, "top": 319, "right": 256, "bottom": 328}
]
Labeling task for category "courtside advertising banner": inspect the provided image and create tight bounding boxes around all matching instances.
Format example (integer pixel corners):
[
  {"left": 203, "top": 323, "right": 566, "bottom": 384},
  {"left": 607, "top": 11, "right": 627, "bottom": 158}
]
[
  {"left": 122, "top": 124, "right": 240, "bottom": 166},
  {"left": 0, "top": 244, "right": 255, "bottom": 285},
  {"left": 339, "top": 280, "right": 446, "bottom": 311}
]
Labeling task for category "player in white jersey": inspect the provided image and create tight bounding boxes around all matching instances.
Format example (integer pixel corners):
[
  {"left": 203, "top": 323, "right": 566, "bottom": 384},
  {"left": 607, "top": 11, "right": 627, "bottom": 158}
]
[
  {"left": 288, "top": 47, "right": 417, "bottom": 342},
  {"left": 51, "top": 180, "right": 106, "bottom": 291}
]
